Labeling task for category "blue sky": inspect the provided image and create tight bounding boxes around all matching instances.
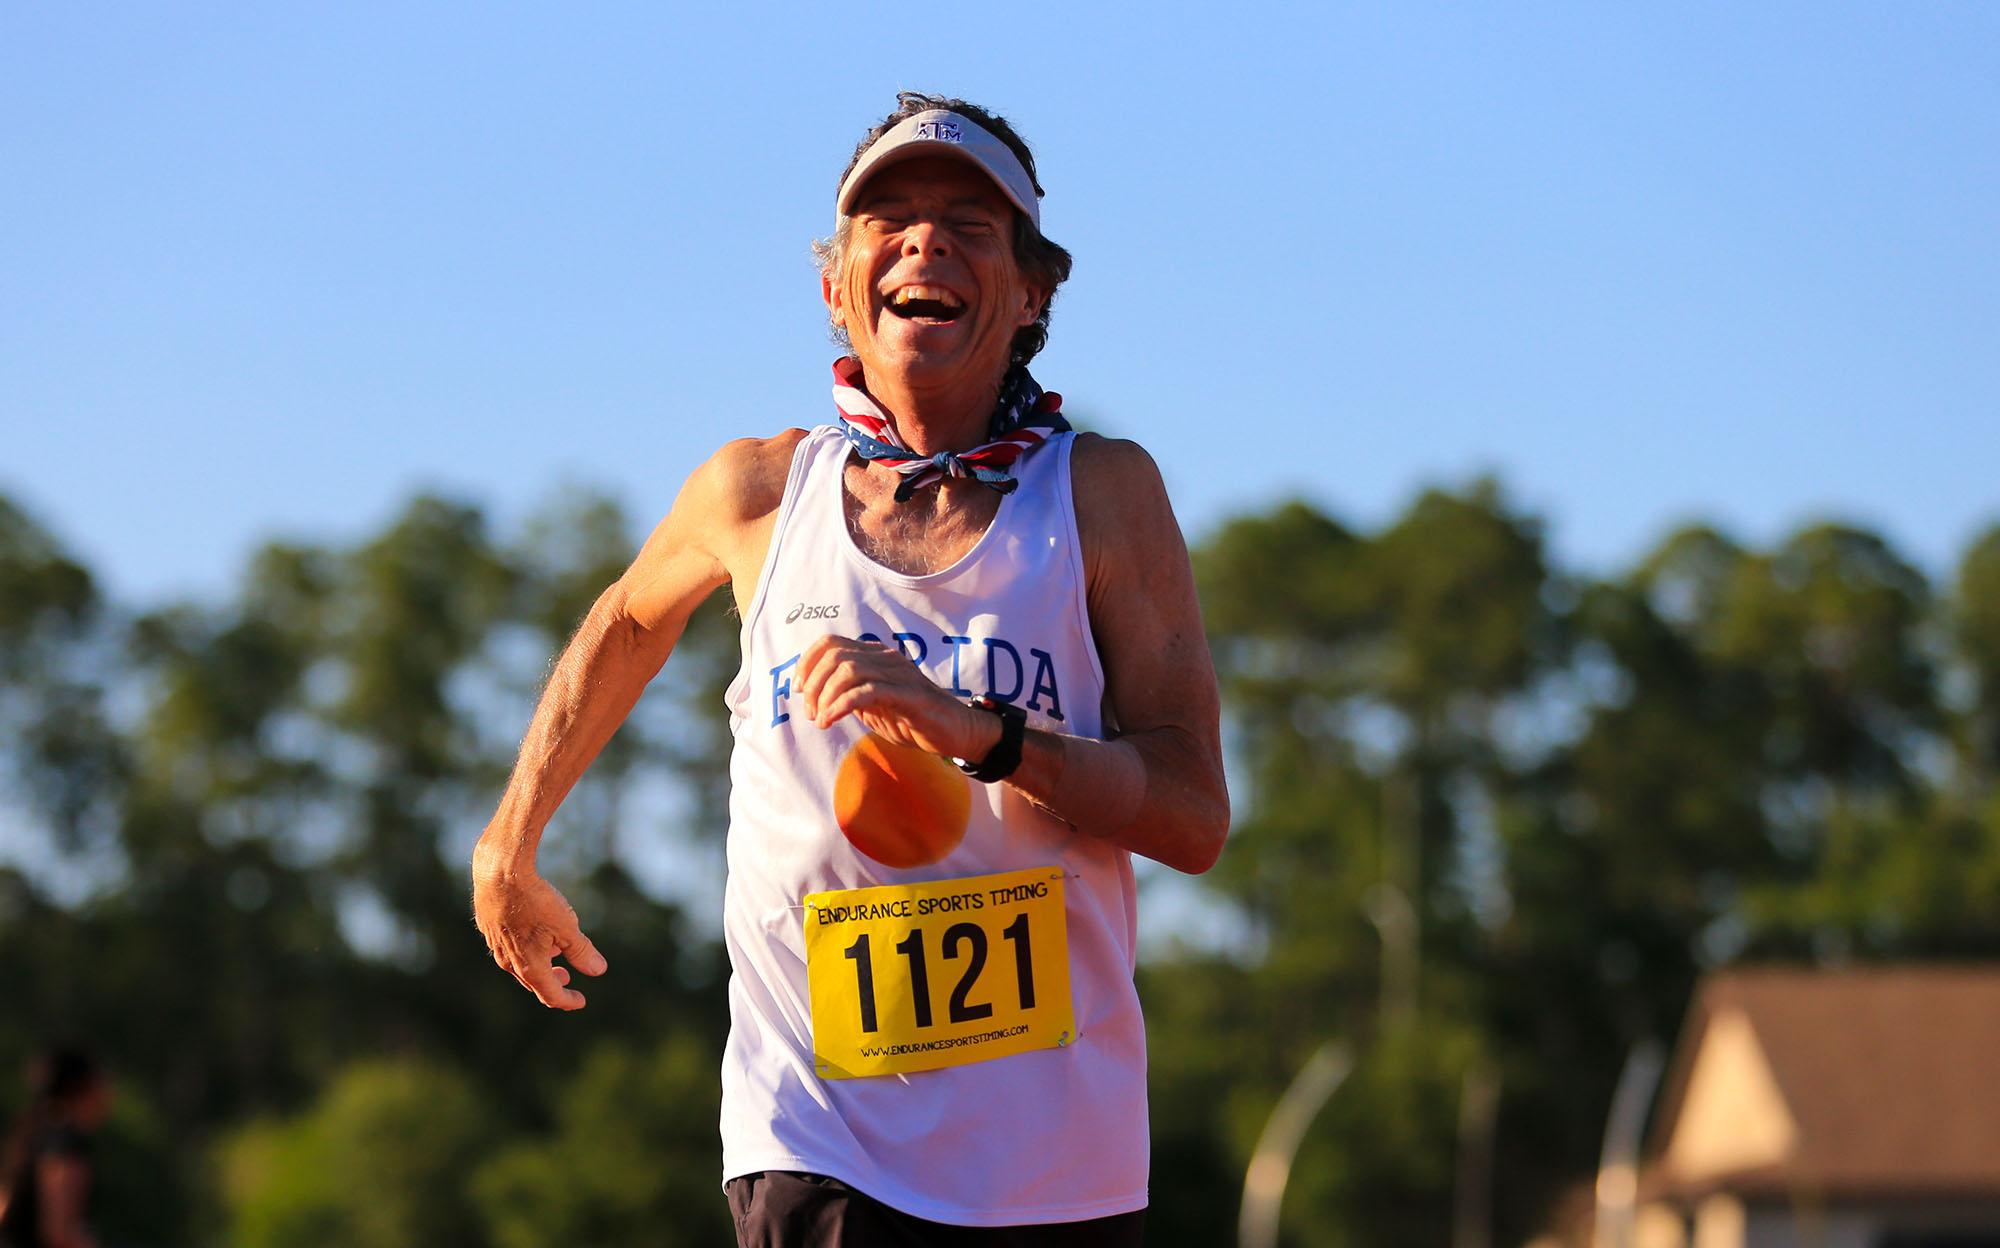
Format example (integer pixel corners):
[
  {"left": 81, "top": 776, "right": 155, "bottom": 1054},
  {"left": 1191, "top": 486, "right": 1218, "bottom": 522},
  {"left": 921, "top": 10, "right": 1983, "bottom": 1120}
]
[{"left": 4, "top": 2, "right": 1997, "bottom": 609}]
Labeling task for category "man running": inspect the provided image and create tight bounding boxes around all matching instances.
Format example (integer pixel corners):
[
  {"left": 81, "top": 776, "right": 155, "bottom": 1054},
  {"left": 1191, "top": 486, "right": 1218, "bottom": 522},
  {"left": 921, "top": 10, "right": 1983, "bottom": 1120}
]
[{"left": 473, "top": 92, "right": 1228, "bottom": 1246}]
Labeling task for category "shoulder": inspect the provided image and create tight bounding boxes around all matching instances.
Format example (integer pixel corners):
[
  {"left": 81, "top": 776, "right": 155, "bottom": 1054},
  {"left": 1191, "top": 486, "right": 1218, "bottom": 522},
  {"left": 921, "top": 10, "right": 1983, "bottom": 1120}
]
[
  {"left": 1068, "top": 433, "right": 1180, "bottom": 560},
  {"left": 1065, "top": 433, "right": 1200, "bottom": 635},
  {"left": 620, "top": 429, "right": 813, "bottom": 621},
  {"left": 1069, "top": 430, "right": 1164, "bottom": 490},
  {"left": 682, "top": 428, "right": 814, "bottom": 528}
]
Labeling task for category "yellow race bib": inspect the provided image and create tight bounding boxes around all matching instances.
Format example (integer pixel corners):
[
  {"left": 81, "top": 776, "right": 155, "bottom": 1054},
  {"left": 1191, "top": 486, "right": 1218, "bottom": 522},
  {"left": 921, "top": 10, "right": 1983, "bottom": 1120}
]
[{"left": 803, "top": 866, "right": 1075, "bottom": 1079}]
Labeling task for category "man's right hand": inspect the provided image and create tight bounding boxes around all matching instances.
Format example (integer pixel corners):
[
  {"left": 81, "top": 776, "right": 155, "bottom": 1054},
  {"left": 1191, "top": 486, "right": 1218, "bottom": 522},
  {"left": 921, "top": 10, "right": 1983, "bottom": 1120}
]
[
  {"left": 466, "top": 433, "right": 801, "bottom": 1012},
  {"left": 472, "top": 856, "right": 608, "bottom": 1010}
]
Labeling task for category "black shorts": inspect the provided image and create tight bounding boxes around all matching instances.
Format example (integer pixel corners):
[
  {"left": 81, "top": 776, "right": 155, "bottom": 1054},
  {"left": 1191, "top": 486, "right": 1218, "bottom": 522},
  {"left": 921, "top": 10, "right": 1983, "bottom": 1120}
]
[{"left": 726, "top": 1171, "right": 1146, "bottom": 1248}]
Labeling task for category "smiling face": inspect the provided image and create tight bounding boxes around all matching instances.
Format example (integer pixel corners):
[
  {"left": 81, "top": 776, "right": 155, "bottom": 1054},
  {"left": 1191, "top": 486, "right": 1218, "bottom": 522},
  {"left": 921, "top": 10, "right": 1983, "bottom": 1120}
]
[{"left": 823, "top": 156, "right": 1046, "bottom": 402}]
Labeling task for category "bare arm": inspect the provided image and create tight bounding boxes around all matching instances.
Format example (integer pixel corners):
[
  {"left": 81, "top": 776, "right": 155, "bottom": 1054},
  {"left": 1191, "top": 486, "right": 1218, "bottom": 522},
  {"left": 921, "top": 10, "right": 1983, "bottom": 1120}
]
[
  {"left": 796, "top": 436, "right": 1229, "bottom": 873},
  {"left": 1010, "top": 436, "right": 1229, "bottom": 871},
  {"left": 472, "top": 432, "right": 802, "bottom": 1008}
]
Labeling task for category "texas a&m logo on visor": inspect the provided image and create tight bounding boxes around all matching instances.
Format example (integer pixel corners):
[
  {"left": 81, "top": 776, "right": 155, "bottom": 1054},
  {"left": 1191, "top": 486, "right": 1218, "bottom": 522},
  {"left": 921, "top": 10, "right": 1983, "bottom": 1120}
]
[{"left": 912, "top": 119, "right": 963, "bottom": 144}]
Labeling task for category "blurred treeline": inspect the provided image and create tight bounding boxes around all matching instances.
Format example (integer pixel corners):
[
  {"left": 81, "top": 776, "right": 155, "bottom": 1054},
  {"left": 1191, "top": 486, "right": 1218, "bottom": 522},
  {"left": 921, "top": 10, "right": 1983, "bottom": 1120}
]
[{"left": 2, "top": 481, "right": 1998, "bottom": 1248}]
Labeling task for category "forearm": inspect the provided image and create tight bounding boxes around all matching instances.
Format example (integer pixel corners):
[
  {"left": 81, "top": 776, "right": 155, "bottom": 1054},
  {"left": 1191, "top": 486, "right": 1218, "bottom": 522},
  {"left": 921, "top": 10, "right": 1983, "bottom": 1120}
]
[
  {"left": 1002, "top": 723, "right": 1228, "bottom": 874},
  {"left": 476, "top": 593, "right": 679, "bottom": 870}
]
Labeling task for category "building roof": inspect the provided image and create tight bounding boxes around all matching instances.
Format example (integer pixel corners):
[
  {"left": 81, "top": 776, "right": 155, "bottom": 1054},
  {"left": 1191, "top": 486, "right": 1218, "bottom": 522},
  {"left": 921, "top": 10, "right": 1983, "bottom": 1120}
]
[{"left": 1644, "top": 965, "right": 2000, "bottom": 1203}]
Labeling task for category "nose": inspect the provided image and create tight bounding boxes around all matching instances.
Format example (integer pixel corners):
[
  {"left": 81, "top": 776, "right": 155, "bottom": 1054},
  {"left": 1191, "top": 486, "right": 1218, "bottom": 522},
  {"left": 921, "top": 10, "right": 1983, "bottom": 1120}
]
[{"left": 901, "top": 220, "right": 949, "bottom": 258}]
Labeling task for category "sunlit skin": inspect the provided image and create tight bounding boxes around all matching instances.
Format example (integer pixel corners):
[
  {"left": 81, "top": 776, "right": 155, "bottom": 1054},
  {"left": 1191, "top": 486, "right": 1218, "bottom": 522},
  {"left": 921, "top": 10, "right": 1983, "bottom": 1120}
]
[
  {"left": 472, "top": 147, "right": 1228, "bottom": 1010},
  {"left": 824, "top": 156, "right": 1045, "bottom": 453}
]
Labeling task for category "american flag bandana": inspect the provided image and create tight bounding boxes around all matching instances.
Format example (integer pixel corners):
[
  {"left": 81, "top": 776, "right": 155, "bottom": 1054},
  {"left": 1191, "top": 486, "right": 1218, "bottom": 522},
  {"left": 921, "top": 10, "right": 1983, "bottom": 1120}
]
[{"left": 832, "top": 356, "right": 1071, "bottom": 503}]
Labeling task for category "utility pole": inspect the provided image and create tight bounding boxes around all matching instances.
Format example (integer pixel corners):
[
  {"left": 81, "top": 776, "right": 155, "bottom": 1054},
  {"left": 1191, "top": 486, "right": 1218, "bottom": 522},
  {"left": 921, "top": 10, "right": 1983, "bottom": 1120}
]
[
  {"left": 1365, "top": 768, "right": 1420, "bottom": 1029},
  {"left": 1594, "top": 1041, "right": 1666, "bottom": 1248},
  {"left": 1454, "top": 1062, "right": 1501, "bottom": 1248},
  {"left": 1239, "top": 1042, "right": 1354, "bottom": 1248}
]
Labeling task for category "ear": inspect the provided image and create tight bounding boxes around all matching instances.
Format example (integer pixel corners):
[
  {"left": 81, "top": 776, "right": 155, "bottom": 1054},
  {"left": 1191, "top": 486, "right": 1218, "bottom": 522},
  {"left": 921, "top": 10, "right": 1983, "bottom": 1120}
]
[
  {"left": 1016, "top": 280, "right": 1048, "bottom": 328},
  {"left": 822, "top": 265, "right": 847, "bottom": 328}
]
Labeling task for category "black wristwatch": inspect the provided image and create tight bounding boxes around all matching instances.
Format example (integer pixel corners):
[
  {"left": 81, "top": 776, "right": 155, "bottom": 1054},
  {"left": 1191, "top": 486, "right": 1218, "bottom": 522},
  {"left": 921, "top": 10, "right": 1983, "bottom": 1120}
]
[{"left": 956, "top": 696, "right": 1027, "bottom": 782}]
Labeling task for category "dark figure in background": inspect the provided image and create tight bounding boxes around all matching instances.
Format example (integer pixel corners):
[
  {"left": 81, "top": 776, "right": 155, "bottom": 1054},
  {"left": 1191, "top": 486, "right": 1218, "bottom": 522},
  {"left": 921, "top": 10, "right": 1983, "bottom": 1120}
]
[{"left": 0, "top": 1046, "right": 110, "bottom": 1248}]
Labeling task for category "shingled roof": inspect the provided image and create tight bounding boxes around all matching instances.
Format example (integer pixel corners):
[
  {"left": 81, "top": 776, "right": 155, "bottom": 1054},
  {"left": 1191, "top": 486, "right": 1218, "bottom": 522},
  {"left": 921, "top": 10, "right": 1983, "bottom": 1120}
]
[{"left": 1642, "top": 965, "right": 2000, "bottom": 1203}]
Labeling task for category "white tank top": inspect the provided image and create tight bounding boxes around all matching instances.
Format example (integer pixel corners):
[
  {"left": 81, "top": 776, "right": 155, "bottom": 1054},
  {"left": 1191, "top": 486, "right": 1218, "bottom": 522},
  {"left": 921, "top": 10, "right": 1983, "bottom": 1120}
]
[{"left": 717, "top": 426, "right": 1148, "bottom": 1226}]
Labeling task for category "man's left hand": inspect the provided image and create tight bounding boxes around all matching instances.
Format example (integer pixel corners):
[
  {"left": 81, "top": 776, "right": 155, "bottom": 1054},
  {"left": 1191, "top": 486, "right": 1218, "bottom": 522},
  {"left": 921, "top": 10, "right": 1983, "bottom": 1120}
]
[{"left": 795, "top": 635, "right": 995, "bottom": 762}]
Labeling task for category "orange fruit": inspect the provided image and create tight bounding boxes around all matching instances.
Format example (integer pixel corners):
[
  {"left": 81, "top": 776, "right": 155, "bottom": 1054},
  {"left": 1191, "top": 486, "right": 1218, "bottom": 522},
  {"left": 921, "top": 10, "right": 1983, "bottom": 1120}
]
[{"left": 833, "top": 733, "right": 972, "bottom": 868}]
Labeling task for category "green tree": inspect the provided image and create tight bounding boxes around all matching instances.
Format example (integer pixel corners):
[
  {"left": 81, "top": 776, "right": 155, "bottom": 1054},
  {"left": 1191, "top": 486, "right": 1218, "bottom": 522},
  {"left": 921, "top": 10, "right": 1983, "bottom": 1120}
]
[
  {"left": 1952, "top": 524, "right": 2000, "bottom": 772},
  {"left": 11, "top": 473, "right": 2000, "bottom": 1248},
  {"left": 0, "top": 486, "right": 738, "bottom": 1244},
  {"left": 473, "top": 1036, "right": 731, "bottom": 1248},
  {"left": 221, "top": 1059, "right": 499, "bottom": 1248},
  {"left": 1173, "top": 482, "right": 1562, "bottom": 1248},
  {"left": 0, "top": 495, "right": 121, "bottom": 860}
]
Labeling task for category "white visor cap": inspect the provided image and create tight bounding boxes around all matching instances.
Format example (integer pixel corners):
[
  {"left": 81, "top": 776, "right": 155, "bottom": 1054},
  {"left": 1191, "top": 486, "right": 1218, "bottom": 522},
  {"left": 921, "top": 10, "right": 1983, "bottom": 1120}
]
[{"left": 835, "top": 109, "right": 1041, "bottom": 232}]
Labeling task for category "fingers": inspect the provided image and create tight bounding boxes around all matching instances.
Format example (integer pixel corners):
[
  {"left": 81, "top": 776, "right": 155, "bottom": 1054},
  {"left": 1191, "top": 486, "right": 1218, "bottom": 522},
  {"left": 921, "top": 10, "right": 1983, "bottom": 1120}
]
[
  {"left": 814, "top": 682, "right": 885, "bottom": 730},
  {"left": 482, "top": 925, "right": 573, "bottom": 1008},
  {"left": 507, "top": 929, "right": 588, "bottom": 1010},
  {"left": 474, "top": 887, "right": 605, "bottom": 1010},
  {"left": 797, "top": 636, "right": 942, "bottom": 730},
  {"left": 795, "top": 635, "right": 891, "bottom": 722},
  {"left": 518, "top": 956, "right": 587, "bottom": 1010},
  {"left": 560, "top": 929, "right": 609, "bottom": 977},
  {"left": 795, "top": 635, "right": 983, "bottom": 757}
]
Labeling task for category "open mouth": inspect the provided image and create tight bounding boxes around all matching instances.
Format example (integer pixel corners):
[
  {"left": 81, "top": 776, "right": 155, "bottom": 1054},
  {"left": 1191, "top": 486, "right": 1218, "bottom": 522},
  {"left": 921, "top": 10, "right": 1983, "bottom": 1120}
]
[{"left": 886, "top": 286, "right": 966, "bottom": 323}]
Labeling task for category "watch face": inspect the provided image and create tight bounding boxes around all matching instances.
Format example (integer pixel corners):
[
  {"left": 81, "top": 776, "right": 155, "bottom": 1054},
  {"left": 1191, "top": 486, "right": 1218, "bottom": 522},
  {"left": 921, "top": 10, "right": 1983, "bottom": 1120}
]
[{"left": 972, "top": 696, "right": 1024, "bottom": 721}]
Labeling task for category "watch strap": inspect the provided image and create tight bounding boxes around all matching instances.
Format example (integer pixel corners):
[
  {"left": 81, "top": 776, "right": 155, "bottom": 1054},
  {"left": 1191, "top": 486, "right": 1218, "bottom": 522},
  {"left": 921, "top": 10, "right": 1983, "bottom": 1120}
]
[{"left": 957, "top": 696, "right": 1026, "bottom": 782}]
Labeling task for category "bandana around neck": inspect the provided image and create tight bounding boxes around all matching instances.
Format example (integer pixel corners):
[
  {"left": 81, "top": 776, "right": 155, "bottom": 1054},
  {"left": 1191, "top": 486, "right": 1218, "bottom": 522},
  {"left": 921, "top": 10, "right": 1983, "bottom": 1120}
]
[{"left": 831, "top": 356, "right": 1071, "bottom": 502}]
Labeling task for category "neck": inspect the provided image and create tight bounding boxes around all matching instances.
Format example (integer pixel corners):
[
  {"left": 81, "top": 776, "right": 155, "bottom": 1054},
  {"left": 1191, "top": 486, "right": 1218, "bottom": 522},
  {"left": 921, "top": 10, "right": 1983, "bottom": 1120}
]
[{"left": 859, "top": 364, "right": 1004, "bottom": 454}]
